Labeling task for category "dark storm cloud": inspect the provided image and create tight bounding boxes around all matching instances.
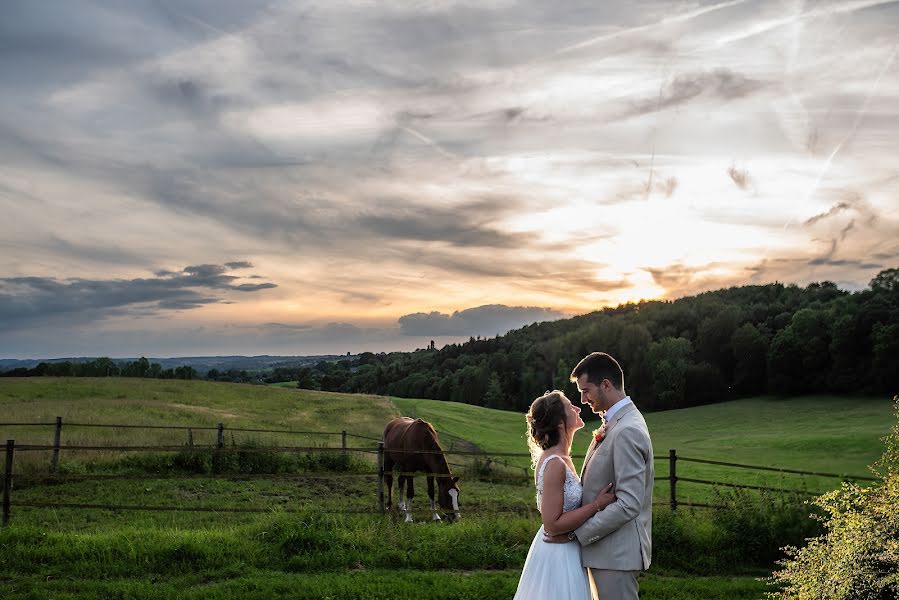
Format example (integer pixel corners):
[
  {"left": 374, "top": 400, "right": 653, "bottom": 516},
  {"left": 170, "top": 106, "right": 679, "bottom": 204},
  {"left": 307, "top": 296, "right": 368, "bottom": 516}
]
[
  {"left": 804, "top": 201, "right": 853, "bottom": 226},
  {"left": 645, "top": 264, "right": 700, "bottom": 289},
  {"left": 407, "top": 248, "right": 628, "bottom": 296},
  {"left": 807, "top": 239, "right": 881, "bottom": 269},
  {"left": 358, "top": 211, "right": 526, "bottom": 249},
  {"left": 0, "top": 263, "right": 276, "bottom": 332},
  {"left": 804, "top": 190, "right": 879, "bottom": 228},
  {"left": 620, "top": 68, "right": 768, "bottom": 120},
  {"left": 0, "top": 1, "right": 273, "bottom": 90},
  {"left": 398, "top": 304, "right": 566, "bottom": 336},
  {"left": 232, "top": 283, "right": 278, "bottom": 292}
]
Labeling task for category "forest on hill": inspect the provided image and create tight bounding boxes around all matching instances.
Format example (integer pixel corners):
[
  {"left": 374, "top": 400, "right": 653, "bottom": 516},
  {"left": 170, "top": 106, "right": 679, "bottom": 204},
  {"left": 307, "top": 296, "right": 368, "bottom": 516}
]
[
  {"left": 304, "top": 268, "right": 899, "bottom": 412},
  {"left": 4, "top": 268, "right": 897, "bottom": 413}
]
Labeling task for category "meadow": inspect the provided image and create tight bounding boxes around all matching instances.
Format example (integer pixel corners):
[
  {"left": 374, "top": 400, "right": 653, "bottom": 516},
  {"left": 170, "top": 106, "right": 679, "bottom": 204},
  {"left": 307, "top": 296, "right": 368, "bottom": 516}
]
[
  {"left": 0, "top": 378, "right": 894, "bottom": 599},
  {"left": 394, "top": 394, "right": 890, "bottom": 504}
]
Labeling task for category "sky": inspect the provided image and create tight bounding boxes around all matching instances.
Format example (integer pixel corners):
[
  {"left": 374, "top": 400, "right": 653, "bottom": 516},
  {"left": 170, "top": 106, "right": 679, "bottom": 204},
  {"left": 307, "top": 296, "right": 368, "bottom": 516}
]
[{"left": 1, "top": 0, "right": 897, "bottom": 358}]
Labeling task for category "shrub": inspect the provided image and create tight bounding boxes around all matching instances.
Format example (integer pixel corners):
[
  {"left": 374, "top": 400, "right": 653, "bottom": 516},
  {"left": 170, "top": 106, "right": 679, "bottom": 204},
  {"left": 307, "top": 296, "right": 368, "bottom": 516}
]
[
  {"left": 103, "top": 440, "right": 369, "bottom": 475},
  {"left": 652, "top": 490, "right": 821, "bottom": 575},
  {"left": 768, "top": 396, "right": 899, "bottom": 599}
]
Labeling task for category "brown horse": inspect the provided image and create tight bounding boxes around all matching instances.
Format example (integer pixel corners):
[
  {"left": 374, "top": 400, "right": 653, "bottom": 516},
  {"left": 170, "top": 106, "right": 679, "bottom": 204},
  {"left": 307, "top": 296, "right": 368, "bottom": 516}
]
[{"left": 382, "top": 417, "right": 460, "bottom": 523}]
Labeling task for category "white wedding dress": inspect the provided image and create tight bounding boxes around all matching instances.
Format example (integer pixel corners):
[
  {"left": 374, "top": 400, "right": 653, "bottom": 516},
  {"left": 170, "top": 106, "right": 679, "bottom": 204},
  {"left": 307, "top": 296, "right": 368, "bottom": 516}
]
[{"left": 513, "top": 454, "right": 591, "bottom": 600}]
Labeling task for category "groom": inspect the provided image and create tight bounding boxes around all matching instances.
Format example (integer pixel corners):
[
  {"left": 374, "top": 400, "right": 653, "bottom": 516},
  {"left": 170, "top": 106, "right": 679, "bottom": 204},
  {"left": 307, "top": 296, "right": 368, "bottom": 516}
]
[{"left": 548, "top": 352, "right": 654, "bottom": 600}]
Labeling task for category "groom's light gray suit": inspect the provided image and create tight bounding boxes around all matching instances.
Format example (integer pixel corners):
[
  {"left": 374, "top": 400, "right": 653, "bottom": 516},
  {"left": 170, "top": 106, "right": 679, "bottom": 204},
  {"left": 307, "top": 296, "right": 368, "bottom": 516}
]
[{"left": 575, "top": 400, "right": 653, "bottom": 600}]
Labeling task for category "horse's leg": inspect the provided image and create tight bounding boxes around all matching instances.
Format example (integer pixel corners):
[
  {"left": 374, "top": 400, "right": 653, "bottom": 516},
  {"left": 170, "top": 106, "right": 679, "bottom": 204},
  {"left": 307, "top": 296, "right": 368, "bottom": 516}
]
[
  {"left": 384, "top": 457, "right": 394, "bottom": 512},
  {"left": 404, "top": 475, "right": 415, "bottom": 523},
  {"left": 397, "top": 475, "right": 409, "bottom": 519},
  {"left": 427, "top": 475, "right": 441, "bottom": 521}
]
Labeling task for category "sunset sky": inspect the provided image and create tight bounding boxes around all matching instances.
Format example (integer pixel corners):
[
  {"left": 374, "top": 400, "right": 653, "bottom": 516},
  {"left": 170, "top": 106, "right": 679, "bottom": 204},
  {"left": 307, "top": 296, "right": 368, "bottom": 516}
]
[{"left": 2, "top": 0, "right": 897, "bottom": 358}]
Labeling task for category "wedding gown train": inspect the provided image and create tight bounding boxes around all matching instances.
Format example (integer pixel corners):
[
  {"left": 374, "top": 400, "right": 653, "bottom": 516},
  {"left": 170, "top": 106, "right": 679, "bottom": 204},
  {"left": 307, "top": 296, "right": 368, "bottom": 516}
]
[{"left": 513, "top": 454, "right": 591, "bottom": 600}]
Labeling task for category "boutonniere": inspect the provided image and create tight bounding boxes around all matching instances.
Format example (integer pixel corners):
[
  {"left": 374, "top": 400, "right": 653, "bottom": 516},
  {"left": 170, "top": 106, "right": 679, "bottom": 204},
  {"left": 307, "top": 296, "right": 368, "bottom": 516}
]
[{"left": 592, "top": 422, "right": 607, "bottom": 444}]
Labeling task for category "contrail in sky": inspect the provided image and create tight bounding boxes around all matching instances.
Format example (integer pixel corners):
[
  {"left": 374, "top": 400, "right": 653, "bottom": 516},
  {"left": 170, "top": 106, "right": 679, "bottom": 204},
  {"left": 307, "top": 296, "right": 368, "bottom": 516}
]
[
  {"left": 555, "top": 0, "right": 750, "bottom": 56},
  {"left": 804, "top": 46, "right": 897, "bottom": 201},
  {"left": 717, "top": 0, "right": 899, "bottom": 46},
  {"left": 400, "top": 126, "right": 458, "bottom": 159},
  {"left": 786, "top": 44, "right": 897, "bottom": 229}
]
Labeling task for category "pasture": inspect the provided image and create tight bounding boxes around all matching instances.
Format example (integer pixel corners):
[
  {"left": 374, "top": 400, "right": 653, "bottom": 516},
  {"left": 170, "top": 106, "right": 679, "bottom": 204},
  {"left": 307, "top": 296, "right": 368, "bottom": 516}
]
[
  {"left": 395, "top": 394, "right": 892, "bottom": 504},
  {"left": 0, "top": 378, "right": 894, "bottom": 599}
]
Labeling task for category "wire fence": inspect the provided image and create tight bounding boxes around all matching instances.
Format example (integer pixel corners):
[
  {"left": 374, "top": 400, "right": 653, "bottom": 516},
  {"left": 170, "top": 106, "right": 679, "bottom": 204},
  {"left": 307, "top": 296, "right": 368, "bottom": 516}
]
[{"left": 0, "top": 418, "right": 880, "bottom": 525}]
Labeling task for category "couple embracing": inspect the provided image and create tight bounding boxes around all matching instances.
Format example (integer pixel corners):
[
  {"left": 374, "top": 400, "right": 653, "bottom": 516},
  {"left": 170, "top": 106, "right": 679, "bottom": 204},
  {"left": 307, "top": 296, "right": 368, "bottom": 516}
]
[{"left": 514, "top": 352, "right": 653, "bottom": 600}]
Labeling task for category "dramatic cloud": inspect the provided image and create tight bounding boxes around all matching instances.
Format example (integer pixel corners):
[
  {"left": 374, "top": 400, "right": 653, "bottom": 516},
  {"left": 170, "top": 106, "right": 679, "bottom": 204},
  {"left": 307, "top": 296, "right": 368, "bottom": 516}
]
[
  {"left": 1, "top": 0, "right": 897, "bottom": 356},
  {"left": 0, "top": 264, "right": 276, "bottom": 332},
  {"left": 622, "top": 68, "right": 769, "bottom": 120},
  {"left": 398, "top": 305, "right": 567, "bottom": 337}
]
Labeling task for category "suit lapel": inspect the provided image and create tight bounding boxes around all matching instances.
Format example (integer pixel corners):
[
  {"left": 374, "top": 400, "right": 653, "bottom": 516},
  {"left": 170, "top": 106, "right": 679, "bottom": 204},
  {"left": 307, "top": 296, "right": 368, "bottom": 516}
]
[
  {"left": 581, "top": 404, "right": 637, "bottom": 478},
  {"left": 579, "top": 439, "right": 596, "bottom": 479},
  {"left": 607, "top": 403, "right": 636, "bottom": 434},
  {"left": 580, "top": 437, "right": 599, "bottom": 478}
]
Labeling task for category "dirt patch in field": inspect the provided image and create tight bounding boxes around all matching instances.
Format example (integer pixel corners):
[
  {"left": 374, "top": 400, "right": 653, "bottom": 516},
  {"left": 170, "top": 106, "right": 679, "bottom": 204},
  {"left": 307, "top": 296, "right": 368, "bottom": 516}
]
[{"left": 169, "top": 403, "right": 240, "bottom": 419}]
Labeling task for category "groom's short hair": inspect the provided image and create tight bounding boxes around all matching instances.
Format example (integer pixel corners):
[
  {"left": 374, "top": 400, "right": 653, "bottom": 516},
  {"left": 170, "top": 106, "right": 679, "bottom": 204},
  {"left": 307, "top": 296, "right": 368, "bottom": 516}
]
[{"left": 570, "top": 352, "right": 624, "bottom": 390}]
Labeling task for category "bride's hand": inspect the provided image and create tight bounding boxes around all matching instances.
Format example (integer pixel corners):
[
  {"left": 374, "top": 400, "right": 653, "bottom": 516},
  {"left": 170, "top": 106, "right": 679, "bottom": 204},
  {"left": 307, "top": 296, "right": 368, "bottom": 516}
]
[{"left": 592, "top": 483, "right": 616, "bottom": 511}]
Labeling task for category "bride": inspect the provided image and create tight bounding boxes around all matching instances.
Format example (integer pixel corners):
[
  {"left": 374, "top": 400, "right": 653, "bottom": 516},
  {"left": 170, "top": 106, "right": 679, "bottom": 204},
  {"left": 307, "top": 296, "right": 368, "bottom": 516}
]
[{"left": 513, "top": 390, "right": 617, "bottom": 600}]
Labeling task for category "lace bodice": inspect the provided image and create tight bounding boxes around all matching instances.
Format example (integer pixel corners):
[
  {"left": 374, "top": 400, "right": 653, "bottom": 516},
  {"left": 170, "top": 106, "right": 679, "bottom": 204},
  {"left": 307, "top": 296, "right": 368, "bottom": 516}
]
[{"left": 535, "top": 454, "right": 583, "bottom": 513}]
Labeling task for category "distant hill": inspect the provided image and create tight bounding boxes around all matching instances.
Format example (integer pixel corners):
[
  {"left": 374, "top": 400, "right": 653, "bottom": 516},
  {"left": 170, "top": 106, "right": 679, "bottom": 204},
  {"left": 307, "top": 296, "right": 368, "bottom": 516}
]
[
  {"left": 292, "top": 268, "right": 899, "bottom": 413},
  {"left": 0, "top": 354, "right": 343, "bottom": 374}
]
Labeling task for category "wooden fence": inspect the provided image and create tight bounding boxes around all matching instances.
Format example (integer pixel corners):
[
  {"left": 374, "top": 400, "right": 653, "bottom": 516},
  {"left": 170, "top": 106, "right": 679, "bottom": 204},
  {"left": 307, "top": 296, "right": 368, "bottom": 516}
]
[{"left": 0, "top": 418, "right": 879, "bottom": 526}]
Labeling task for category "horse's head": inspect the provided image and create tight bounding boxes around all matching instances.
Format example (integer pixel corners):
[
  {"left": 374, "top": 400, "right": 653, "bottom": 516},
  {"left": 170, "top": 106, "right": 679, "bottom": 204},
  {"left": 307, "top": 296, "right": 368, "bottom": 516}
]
[{"left": 437, "top": 476, "right": 460, "bottom": 523}]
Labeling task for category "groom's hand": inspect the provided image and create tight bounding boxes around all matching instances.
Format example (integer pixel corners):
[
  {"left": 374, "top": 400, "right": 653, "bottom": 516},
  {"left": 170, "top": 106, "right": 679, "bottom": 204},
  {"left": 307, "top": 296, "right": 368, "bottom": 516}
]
[{"left": 543, "top": 532, "right": 572, "bottom": 544}]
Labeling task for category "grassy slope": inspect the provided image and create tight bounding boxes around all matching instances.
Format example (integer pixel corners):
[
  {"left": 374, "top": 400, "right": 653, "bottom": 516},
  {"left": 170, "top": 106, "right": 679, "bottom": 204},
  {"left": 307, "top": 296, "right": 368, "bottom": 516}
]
[
  {"left": 0, "top": 377, "right": 396, "bottom": 447},
  {"left": 393, "top": 394, "right": 894, "bottom": 502},
  {"left": 0, "top": 514, "right": 768, "bottom": 600},
  {"left": 2, "top": 379, "right": 891, "bottom": 598}
]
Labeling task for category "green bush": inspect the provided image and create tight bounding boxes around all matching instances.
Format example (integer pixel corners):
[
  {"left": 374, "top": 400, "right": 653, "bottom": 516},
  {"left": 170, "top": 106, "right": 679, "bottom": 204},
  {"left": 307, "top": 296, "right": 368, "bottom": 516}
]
[
  {"left": 653, "top": 490, "right": 821, "bottom": 575},
  {"left": 89, "top": 440, "right": 368, "bottom": 475},
  {"left": 769, "top": 396, "right": 899, "bottom": 599}
]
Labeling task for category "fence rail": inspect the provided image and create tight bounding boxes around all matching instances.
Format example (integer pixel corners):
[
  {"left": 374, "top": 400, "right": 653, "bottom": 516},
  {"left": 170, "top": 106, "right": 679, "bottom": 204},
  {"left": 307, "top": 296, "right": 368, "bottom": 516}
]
[{"left": 0, "top": 417, "right": 882, "bottom": 525}]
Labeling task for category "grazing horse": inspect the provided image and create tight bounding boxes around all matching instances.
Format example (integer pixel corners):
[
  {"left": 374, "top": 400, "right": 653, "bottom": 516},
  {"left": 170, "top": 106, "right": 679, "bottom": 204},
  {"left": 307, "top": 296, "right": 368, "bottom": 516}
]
[{"left": 382, "top": 417, "right": 460, "bottom": 523}]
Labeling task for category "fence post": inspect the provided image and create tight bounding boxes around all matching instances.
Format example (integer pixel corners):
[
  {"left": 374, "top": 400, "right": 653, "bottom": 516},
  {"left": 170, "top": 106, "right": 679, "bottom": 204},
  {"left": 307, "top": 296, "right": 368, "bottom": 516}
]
[
  {"left": 187, "top": 427, "right": 193, "bottom": 446},
  {"left": 377, "top": 441, "right": 385, "bottom": 514},
  {"left": 214, "top": 423, "right": 224, "bottom": 472},
  {"left": 341, "top": 430, "right": 347, "bottom": 451},
  {"left": 3, "top": 440, "right": 14, "bottom": 527},
  {"left": 51, "top": 416, "right": 62, "bottom": 475},
  {"left": 669, "top": 449, "right": 678, "bottom": 511}
]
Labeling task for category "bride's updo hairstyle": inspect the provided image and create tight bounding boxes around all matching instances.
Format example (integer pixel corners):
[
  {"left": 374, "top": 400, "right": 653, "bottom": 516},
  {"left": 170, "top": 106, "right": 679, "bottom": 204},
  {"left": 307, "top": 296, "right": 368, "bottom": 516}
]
[{"left": 526, "top": 390, "right": 568, "bottom": 468}]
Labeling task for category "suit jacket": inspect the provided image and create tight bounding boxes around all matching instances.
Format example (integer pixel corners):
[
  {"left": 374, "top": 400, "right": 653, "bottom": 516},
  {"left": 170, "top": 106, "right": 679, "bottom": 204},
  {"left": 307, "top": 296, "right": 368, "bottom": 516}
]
[{"left": 575, "top": 402, "right": 653, "bottom": 571}]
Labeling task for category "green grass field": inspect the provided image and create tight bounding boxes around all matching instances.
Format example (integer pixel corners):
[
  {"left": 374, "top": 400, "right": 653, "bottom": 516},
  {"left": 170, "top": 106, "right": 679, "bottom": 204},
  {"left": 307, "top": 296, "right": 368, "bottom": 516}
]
[
  {"left": 1, "top": 378, "right": 894, "bottom": 599},
  {"left": 394, "top": 394, "right": 893, "bottom": 504}
]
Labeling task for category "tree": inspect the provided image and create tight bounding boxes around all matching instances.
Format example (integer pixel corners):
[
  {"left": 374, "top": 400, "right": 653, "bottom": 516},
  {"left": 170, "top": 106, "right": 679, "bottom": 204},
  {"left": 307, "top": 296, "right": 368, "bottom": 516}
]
[
  {"left": 768, "top": 327, "right": 803, "bottom": 394},
  {"left": 828, "top": 311, "right": 865, "bottom": 392},
  {"left": 872, "top": 323, "right": 899, "bottom": 393},
  {"left": 731, "top": 323, "right": 768, "bottom": 395},
  {"left": 684, "top": 362, "right": 728, "bottom": 407},
  {"left": 647, "top": 337, "right": 692, "bottom": 409},
  {"left": 696, "top": 304, "right": 741, "bottom": 381},
  {"left": 770, "top": 397, "right": 899, "bottom": 598},
  {"left": 483, "top": 372, "right": 505, "bottom": 409},
  {"left": 870, "top": 268, "right": 899, "bottom": 293},
  {"left": 552, "top": 359, "right": 571, "bottom": 396}
]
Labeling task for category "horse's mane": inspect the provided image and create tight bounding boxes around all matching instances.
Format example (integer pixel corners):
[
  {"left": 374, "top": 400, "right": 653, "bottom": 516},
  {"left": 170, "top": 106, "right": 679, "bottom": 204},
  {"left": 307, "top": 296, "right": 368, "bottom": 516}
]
[{"left": 414, "top": 418, "right": 443, "bottom": 451}]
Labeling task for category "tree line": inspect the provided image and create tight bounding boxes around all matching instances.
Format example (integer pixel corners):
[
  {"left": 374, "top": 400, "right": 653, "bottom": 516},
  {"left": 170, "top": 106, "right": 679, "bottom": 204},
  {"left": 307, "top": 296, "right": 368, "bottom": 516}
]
[
  {"left": 0, "top": 356, "right": 198, "bottom": 380},
  {"left": 3, "top": 268, "right": 896, "bottom": 413},
  {"left": 296, "top": 268, "right": 899, "bottom": 413}
]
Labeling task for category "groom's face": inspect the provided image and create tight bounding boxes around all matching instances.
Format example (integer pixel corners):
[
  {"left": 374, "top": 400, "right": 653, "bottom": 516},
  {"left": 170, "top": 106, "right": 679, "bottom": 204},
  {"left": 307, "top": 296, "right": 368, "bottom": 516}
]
[{"left": 576, "top": 374, "right": 610, "bottom": 414}]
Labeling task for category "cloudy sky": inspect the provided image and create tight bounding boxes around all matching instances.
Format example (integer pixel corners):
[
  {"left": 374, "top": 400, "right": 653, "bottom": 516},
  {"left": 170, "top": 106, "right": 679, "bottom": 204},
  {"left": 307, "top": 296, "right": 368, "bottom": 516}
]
[{"left": 1, "top": 0, "right": 897, "bottom": 358}]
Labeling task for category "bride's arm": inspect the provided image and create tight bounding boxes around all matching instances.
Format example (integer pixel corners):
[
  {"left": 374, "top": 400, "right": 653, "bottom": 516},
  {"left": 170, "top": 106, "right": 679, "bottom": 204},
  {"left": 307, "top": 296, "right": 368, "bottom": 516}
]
[{"left": 541, "top": 461, "right": 615, "bottom": 537}]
